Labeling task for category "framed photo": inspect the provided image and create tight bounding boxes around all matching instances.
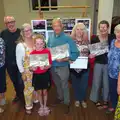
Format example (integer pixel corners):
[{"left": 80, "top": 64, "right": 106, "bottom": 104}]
[
  {"left": 62, "top": 18, "right": 75, "bottom": 31},
  {"left": 31, "top": 20, "right": 47, "bottom": 31},
  {"left": 47, "top": 19, "right": 53, "bottom": 31},
  {"left": 33, "top": 31, "right": 47, "bottom": 41},
  {"left": 64, "top": 30, "right": 72, "bottom": 36}
]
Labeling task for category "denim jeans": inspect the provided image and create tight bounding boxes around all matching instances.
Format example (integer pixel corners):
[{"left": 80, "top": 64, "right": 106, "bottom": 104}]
[{"left": 71, "top": 69, "right": 89, "bottom": 101}]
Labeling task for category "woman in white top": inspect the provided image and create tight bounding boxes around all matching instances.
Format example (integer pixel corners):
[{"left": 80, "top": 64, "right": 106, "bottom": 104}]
[{"left": 16, "top": 23, "right": 37, "bottom": 114}]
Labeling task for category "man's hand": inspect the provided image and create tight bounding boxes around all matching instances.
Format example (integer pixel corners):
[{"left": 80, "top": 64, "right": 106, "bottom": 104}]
[{"left": 56, "top": 57, "right": 69, "bottom": 62}]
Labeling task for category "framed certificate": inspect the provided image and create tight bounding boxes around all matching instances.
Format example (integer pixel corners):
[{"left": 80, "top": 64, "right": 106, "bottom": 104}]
[{"left": 70, "top": 57, "right": 88, "bottom": 69}]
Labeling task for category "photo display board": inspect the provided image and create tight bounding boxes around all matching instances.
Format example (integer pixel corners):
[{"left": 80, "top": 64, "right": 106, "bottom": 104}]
[{"left": 31, "top": 18, "right": 91, "bottom": 43}]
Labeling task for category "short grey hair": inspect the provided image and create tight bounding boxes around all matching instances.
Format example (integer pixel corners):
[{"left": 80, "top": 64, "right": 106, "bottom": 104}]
[{"left": 114, "top": 24, "right": 120, "bottom": 34}]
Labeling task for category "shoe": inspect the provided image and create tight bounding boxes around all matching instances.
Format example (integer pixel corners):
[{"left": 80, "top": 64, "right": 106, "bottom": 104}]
[
  {"left": 106, "top": 108, "right": 115, "bottom": 114},
  {"left": 43, "top": 106, "right": 51, "bottom": 116},
  {"left": 12, "top": 96, "right": 19, "bottom": 103},
  {"left": 75, "top": 101, "right": 80, "bottom": 107},
  {"left": 51, "top": 98, "right": 63, "bottom": 106},
  {"left": 64, "top": 104, "right": 70, "bottom": 115},
  {"left": 81, "top": 101, "right": 87, "bottom": 108},
  {"left": 0, "top": 98, "right": 6, "bottom": 106},
  {"left": 0, "top": 108, "right": 4, "bottom": 113},
  {"left": 33, "top": 99, "right": 39, "bottom": 104},
  {"left": 38, "top": 106, "right": 44, "bottom": 116}
]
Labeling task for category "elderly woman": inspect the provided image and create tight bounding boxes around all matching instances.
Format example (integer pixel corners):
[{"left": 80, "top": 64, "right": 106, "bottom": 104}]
[
  {"left": 90, "top": 20, "right": 115, "bottom": 110},
  {"left": 70, "top": 23, "right": 89, "bottom": 108},
  {"left": 16, "top": 23, "right": 35, "bottom": 114},
  {"left": 0, "top": 37, "right": 6, "bottom": 113},
  {"left": 107, "top": 24, "right": 120, "bottom": 113}
]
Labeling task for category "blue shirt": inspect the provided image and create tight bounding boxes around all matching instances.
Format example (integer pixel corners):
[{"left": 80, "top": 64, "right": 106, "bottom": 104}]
[
  {"left": 108, "top": 39, "right": 120, "bottom": 79},
  {"left": 0, "top": 38, "right": 5, "bottom": 68},
  {"left": 47, "top": 32, "right": 79, "bottom": 66}
]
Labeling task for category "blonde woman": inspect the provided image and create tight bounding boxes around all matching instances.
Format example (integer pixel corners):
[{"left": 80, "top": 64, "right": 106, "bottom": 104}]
[
  {"left": 16, "top": 23, "right": 35, "bottom": 114},
  {"left": 70, "top": 23, "right": 89, "bottom": 108}
]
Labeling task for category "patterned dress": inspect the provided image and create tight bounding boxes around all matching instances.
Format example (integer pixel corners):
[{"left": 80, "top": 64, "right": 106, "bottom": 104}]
[
  {"left": 114, "top": 65, "right": 120, "bottom": 120},
  {"left": 22, "top": 44, "right": 34, "bottom": 110},
  {"left": 0, "top": 38, "right": 5, "bottom": 68},
  {"left": 115, "top": 96, "right": 120, "bottom": 120}
]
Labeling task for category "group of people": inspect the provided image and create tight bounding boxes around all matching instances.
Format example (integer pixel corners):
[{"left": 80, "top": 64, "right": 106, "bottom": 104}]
[{"left": 0, "top": 15, "right": 120, "bottom": 119}]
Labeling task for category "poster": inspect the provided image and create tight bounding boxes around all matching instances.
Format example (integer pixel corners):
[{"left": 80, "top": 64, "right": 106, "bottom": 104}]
[
  {"left": 88, "top": 41, "right": 109, "bottom": 56},
  {"left": 50, "top": 43, "right": 69, "bottom": 61},
  {"left": 29, "top": 54, "right": 49, "bottom": 67},
  {"left": 70, "top": 57, "right": 88, "bottom": 69}
]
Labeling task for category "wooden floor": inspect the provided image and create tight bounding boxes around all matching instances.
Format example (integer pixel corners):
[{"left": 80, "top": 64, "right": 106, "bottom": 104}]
[{"left": 0, "top": 77, "right": 114, "bottom": 120}]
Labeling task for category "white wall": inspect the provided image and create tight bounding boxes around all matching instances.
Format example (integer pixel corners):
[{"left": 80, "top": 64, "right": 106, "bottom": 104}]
[
  {"left": 3, "top": 0, "right": 94, "bottom": 27},
  {"left": 0, "top": 0, "right": 5, "bottom": 31}
]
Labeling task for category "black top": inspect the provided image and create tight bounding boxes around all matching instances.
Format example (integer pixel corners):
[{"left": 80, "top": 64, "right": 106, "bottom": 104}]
[
  {"left": 91, "top": 34, "right": 115, "bottom": 64},
  {"left": 1, "top": 29, "right": 20, "bottom": 65}
]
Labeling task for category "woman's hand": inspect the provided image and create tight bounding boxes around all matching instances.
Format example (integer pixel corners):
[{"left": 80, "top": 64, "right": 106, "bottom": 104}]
[{"left": 117, "top": 85, "right": 120, "bottom": 95}]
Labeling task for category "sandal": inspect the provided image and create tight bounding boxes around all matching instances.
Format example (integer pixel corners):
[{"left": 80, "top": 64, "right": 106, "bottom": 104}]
[
  {"left": 106, "top": 108, "right": 115, "bottom": 114},
  {"left": 43, "top": 106, "right": 51, "bottom": 116},
  {"left": 26, "top": 109, "right": 31, "bottom": 114},
  {"left": 102, "top": 102, "right": 108, "bottom": 109},
  {"left": 0, "top": 108, "right": 4, "bottom": 113},
  {"left": 38, "top": 107, "right": 44, "bottom": 116},
  {"left": 95, "top": 102, "right": 103, "bottom": 110}
]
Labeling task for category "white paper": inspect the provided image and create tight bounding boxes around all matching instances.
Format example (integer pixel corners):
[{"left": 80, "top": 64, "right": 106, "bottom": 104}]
[
  {"left": 50, "top": 44, "right": 69, "bottom": 61},
  {"left": 29, "top": 54, "right": 49, "bottom": 67},
  {"left": 70, "top": 57, "right": 88, "bottom": 69}
]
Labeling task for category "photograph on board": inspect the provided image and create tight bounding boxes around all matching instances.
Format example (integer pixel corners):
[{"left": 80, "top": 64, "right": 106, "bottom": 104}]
[
  {"left": 62, "top": 18, "right": 75, "bottom": 31},
  {"left": 31, "top": 20, "right": 47, "bottom": 31}
]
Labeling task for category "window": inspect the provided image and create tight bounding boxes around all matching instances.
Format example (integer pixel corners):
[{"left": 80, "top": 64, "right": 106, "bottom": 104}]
[{"left": 31, "top": 0, "right": 58, "bottom": 11}]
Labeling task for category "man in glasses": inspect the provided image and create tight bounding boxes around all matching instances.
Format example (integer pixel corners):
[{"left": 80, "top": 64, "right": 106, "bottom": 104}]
[{"left": 1, "top": 16, "right": 24, "bottom": 103}]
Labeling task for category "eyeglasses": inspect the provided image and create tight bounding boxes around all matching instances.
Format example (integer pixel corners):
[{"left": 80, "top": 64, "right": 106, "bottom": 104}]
[
  {"left": 6, "top": 21, "right": 15, "bottom": 24},
  {"left": 23, "top": 29, "right": 32, "bottom": 32}
]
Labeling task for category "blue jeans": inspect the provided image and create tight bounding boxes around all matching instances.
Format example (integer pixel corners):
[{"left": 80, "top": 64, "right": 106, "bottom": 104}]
[
  {"left": 71, "top": 69, "right": 89, "bottom": 101},
  {"left": 109, "top": 77, "right": 118, "bottom": 109}
]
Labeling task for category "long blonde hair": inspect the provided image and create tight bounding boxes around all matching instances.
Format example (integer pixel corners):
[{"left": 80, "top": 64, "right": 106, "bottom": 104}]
[
  {"left": 17, "top": 23, "right": 32, "bottom": 44},
  {"left": 71, "top": 23, "right": 88, "bottom": 42}
]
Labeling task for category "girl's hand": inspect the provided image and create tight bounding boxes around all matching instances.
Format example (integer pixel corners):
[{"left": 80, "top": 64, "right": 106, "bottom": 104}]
[
  {"left": 44, "top": 65, "right": 51, "bottom": 69},
  {"left": 89, "top": 54, "right": 96, "bottom": 58}
]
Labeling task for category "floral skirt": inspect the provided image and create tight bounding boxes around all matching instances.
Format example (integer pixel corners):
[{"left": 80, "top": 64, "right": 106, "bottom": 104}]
[{"left": 114, "top": 96, "right": 120, "bottom": 120}]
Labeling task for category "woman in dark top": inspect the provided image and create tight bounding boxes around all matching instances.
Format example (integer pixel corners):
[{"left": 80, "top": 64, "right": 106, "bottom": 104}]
[{"left": 90, "top": 20, "right": 115, "bottom": 110}]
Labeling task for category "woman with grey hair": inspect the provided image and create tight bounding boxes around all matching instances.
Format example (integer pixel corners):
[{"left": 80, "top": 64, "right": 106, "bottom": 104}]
[
  {"left": 107, "top": 24, "right": 120, "bottom": 113},
  {"left": 70, "top": 23, "right": 89, "bottom": 108},
  {"left": 90, "top": 20, "right": 115, "bottom": 110}
]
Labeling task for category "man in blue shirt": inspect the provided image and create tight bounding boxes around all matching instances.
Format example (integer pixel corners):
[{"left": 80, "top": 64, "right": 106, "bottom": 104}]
[{"left": 47, "top": 18, "right": 79, "bottom": 114}]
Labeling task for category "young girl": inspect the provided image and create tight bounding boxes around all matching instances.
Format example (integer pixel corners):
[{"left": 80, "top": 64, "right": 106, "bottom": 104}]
[
  {"left": 0, "top": 37, "right": 6, "bottom": 113},
  {"left": 30, "top": 34, "right": 52, "bottom": 116}
]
